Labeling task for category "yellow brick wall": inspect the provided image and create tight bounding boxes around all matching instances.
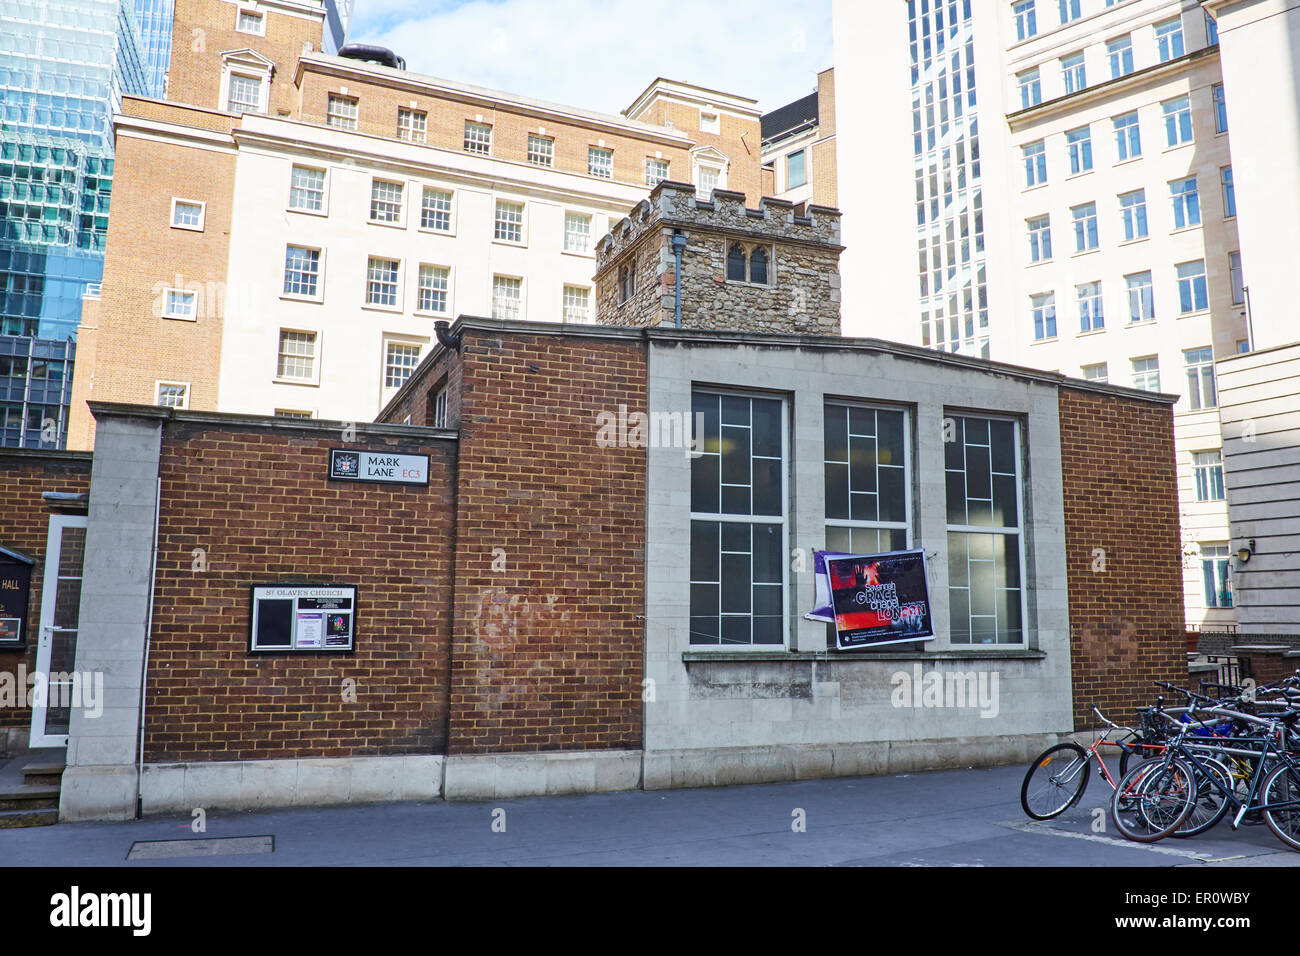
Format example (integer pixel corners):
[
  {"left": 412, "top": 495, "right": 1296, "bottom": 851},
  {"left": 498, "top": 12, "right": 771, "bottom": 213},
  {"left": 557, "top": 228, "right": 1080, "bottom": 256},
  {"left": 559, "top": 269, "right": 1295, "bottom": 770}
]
[
  {"left": 812, "top": 68, "right": 838, "bottom": 208},
  {"left": 627, "top": 99, "right": 764, "bottom": 205}
]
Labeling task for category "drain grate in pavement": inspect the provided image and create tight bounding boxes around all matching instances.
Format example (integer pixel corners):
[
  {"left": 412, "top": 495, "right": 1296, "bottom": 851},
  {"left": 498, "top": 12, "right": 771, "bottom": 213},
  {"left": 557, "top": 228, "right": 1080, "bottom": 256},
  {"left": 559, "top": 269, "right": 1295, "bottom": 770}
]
[{"left": 127, "top": 836, "right": 275, "bottom": 861}]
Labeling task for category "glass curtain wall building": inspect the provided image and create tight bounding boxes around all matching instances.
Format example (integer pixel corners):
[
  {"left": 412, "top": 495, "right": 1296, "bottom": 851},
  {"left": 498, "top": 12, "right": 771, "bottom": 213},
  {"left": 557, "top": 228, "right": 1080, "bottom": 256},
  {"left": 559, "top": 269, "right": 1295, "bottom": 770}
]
[
  {"left": 0, "top": 0, "right": 149, "bottom": 447},
  {"left": 131, "top": 0, "right": 175, "bottom": 97}
]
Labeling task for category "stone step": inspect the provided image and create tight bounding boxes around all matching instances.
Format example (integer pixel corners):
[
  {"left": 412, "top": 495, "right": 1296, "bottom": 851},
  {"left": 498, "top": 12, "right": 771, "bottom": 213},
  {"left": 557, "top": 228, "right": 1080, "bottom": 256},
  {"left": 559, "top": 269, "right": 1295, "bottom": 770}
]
[
  {"left": 0, "top": 783, "right": 61, "bottom": 812},
  {"left": 0, "top": 807, "right": 58, "bottom": 828},
  {"left": 21, "top": 756, "right": 66, "bottom": 789}
]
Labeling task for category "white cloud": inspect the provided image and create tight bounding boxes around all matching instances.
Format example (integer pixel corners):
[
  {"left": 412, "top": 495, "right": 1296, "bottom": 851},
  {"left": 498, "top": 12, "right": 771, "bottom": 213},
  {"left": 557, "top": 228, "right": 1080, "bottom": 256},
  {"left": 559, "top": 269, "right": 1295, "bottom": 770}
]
[{"left": 349, "top": 0, "right": 833, "bottom": 115}]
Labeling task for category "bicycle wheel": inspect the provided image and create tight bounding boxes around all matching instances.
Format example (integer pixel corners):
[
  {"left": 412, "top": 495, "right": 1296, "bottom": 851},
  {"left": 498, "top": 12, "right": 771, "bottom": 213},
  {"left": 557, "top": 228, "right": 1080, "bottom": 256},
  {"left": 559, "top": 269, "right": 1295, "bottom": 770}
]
[
  {"left": 1021, "top": 743, "right": 1090, "bottom": 820},
  {"left": 1174, "top": 755, "right": 1234, "bottom": 838},
  {"left": 1119, "top": 736, "right": 1161, "bottom": 778},
  {"left": 1261, "top": 762, "right": 1300, "bottom": 852},
  {"left": 1110, "top": 758, "right": 1196, "bottom": 843}
]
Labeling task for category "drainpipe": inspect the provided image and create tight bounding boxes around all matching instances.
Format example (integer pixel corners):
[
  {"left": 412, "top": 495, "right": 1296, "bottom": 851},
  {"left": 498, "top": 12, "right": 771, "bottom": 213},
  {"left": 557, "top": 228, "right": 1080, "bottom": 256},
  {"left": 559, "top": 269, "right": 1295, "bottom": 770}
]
[{"left": 671, "top": 231, "right": 687, "bottom": 329}]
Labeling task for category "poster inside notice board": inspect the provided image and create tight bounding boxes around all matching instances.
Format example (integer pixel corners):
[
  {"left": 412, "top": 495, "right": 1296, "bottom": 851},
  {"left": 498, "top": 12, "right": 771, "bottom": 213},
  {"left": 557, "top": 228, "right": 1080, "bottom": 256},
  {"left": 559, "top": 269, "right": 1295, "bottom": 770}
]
[
  {"left": 807, "top": 549, "right": 934, "bottom": 650},
  {"left": 0, "top": 551, "right": 34, "bottom": 649},
  {"left": 249, "top": 585, "right": 356, "bottom": 653}
]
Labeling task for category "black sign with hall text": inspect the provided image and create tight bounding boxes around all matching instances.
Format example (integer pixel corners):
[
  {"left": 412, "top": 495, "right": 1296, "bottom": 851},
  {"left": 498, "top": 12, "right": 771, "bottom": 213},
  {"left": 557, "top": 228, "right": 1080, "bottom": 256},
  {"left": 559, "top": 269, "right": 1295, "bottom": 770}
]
[{"left": 0, "top": 548, "right": 35, "bottom": 649}]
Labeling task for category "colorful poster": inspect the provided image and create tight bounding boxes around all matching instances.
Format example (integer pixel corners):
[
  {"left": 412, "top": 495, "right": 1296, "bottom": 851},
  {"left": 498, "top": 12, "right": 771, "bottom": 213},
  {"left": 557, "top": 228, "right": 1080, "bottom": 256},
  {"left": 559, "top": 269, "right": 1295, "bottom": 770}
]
[
  {"left": 295, "top": 612, "right": 324, "bottom": 649},
  {"left": 822, "top": 549, "right": 934, "bottom": 649}
]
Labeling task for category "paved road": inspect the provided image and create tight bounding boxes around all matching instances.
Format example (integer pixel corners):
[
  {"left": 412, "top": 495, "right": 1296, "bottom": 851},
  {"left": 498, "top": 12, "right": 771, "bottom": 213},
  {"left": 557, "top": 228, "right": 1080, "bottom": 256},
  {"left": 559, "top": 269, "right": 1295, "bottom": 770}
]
[{"left": 3, "top": 760, "right": 1298, "bottom": 866}]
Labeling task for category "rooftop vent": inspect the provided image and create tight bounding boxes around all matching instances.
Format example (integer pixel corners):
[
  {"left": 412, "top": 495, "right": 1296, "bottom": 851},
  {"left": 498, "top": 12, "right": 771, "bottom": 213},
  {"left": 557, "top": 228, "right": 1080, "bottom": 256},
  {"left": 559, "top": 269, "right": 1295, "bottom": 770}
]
[{"left": 338, "top": 43, "right": 406, "bottom": 71}]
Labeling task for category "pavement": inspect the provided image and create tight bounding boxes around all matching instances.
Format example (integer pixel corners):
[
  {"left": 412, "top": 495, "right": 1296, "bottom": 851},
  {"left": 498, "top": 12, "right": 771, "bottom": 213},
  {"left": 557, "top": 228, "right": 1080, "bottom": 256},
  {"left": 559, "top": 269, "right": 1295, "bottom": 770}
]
[{"left": 3, "top": 759, "right": 1299, "bottom": 866}]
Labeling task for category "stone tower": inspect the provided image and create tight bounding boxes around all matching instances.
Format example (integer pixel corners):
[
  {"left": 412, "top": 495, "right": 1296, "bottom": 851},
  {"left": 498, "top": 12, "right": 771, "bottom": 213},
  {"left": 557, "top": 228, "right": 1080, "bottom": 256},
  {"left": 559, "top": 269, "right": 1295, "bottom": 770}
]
[{"left": 593, "top": 180, "right": 843, "bottom": 335}]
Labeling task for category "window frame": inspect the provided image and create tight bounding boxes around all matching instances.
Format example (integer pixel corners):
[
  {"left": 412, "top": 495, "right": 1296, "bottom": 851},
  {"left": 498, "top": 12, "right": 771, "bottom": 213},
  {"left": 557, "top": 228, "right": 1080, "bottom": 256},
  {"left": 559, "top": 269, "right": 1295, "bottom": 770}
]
[
  {"left": 169, "top": 198, "right": 205, "bottom": 232},
  {"left": 1228, "top": 251, "right": 1244, "bottom": 305},
  {"left": 326, "top": 93, "right": 359, "bottom": 131},
  {"left": 527, "top": 133, "right": 555, "bottom": 167},
  {"left": 491, "top": 274, "right": 523, "bottom": 321},
  {"left": 1220, "top": 165, "right": 1235, "bottom": 218},
  {"left": 235, "top": 8, "right": 265, "bottom": 35},
  {"left": 1131, "top": 355, "right": 1161, "bottom": 392},
  {"left": 415, "top": 263, "right": 451, "bottom": 316},
  {"left": 1162, "top": 95, "right": 1193, "bottom": 148},
  {"left": 463, "top": 120, "right": 492, "bottom": 155},
  {"left": 563, "top": 210, "right": 593, "bottom": 256},
  {"left": 1113, "top": 110, "right": 1142, "bottom": 161},
  {"left": 364, "top": 255, "right": 402, "bottom": 311},
  {"left": 786, "top": 149, "right": 807, "bottom": 189},
  {"left": 1107, "top": 35, "right": 1134, "bottom": 79},
  {"left": 1022, "top": 140, "right": 1047, "bottom": 187},
  {"left": 1154, "top": 16, "right": 1185, "bottom": 63},
  {"left": 368, "top": 178, "right": 406, "bottom": 227},
  {"left": 1119, "top": 189, "right": 1148, "bottom": 241},
  {"left": 1193, "top": 451, "right": 1226, "bottom": 502},
  {"left": 226, "top": 71, "right": 265, "bottom": 116},
  {"left": 1065, "top": 126, "right": 1092, "bottom": 175},
  {"left": 1027, "top": 214, "right": 1052, "bottom": 263},
  {"left": 562, "top": 284, "right": 591, "bottom": 324},
  {"left": 1060, "top": 52, "right": 1086, "bottom": 95},
  {"left": 1125, "top": 271, "right": 1155, "bottom": 323},
  {"left": 588, "top": 146, "right": 614, "bottom": 179},
  {"left": 1031, "top": 292, "right": 1057, "bottom": 341},
  {"left": 275, "top": 328, "right": 320, "bottom": 386},
  {"left": 493, "top": 198, "right": 526, "bottom": 245},
  {"left": 397, "top": 107, "right": 428, "bottom": 144},
  {"left": 1200, "top": 544, "right": 1233, "bottom": 608},
  {"left": 1184, "top": 346, "right": 1217, "bottom": 411},
  {"left": 823, "top": 400, "right": 913, "bottom": 556},
  {"left": 155, "top": 380, "right": 190, "bottom": 409},
  {"left": 419, "top": 186, "right": 455, "bottom": 234},
  {"left": 1169, "top": 176, "right": 1201, "bottom": 231},
  {"left": 281, "top": 244, "right": 324, "bottom": 302},
  {"left": 1176, "top": 259, "right": 1209, "bottom": 315},
  {"left": 1071, "top": 202, "right": 1099, "bottom": 253},
  {"left": 1077, "top": 281, "right": 1104, "bottom": 332},
  {"left": 645, "top": 156, "right": 670, "bottom": 186},
  {"left": 161, "top": 286, "right": 198, "bottom": 321},
  {"left": 382, "top": 338, "right": 423, "bottom": 391},
  {"left": 288, "top": 165, "right": 328, "bottom": 215}
]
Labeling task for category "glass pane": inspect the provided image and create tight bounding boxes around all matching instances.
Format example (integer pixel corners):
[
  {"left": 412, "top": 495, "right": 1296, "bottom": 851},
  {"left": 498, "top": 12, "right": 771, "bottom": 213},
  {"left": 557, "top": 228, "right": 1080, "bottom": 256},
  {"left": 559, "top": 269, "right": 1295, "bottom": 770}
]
[
  {"left": 888, "top": 528, "right": 909, "bottom": 552},
  {"left": 53, "top": 577, "right": 80, "bottom": 628},
  {"left": 825, "top": 462, "right": 849, "bottom": 520},
  {"left": 992, "top": 474, "right": 1018, "bottom": 528},
  {"left": 690, "top": 583, "right": 719, "bottom": 617},
  {"left": 752, "top": 615, "right": 782, "bottom": 645},
  {"left": 825, "top": 526, "right": 851, "bottom": 552},
  {"left": 998, "top": 587, "right": 1023, "bottom": 641},
  {"left": 721, "top": 522, "right": 750, "bottom": 553},
  {"left": 690, "top": 616, "right": 719, "bottom": 645},
  {"left": 824, "top": 407, "right": 848, "bottom": 462},
  {"left": 693, "top": 393, "right": 720, "bottom": 454},
  {"left": 720, "top": 425, "right": 750, "bottom": 485},
  {"left": 691, "top": 454, "right": 719, "bottom": 513},
  {"left": 720, "top": 554, "right": 751, "bottom": 612},
  {"left": 849, "top": 439, "right": 877, "bottom": 492},
  {"left": 753, "top": 458, "right": 781, "bottom": 516},
  {"left": 949, "top": 588, "right": 971, "bottom": 644},
  {"left": 57, "top": 526, "right": 85, "bottom": 575},
  {"left": 989, "top": 420, "right": 1015, "bottom": 473},
  {"left": 753, "top": 584, "right": 781, "bottom": 616},
  {"left": 999, "top": 534, "right": 1021, "bottom": 589},
  {"left": 878, "top": 411, "right": 905, "bottom": 466},
  {"left": 879, "top": 466, "right": 906, "bottom": 523},
  {"left": 48, "top": 627, "right": 76, "bottom": 673},
  {"left": 946, "top": 470, "right": 967, "bottom": 524},
  {"left": 752, "top": 524, "right": 782, "bottom": 583},
  {"left": 849, "top": 406, "right": 875, "bottom": 436},
  {"left": 944, "top": 417, "right": 965, "bottom": 469},
  {"left": 751, "top": 399, "right": 782, "bottom": 458},
  {"left": 720, "top": 616, "right": 750, "bottom": 645},
  {"left": 851, "top": 492, "right": 878, "bottom": 522},
  {"left": 721, "top": 484, "right": 750, "bottom": 515},
  {"left": 690, "top": 521, "right": 719, "bottom": 582},
  {"left": 720, "top": 395, "right": 750, "bottom": 426},
  {"left": 965, "top": 444, "right": 991, "bottom": 499},
  {"left": 947, "top": 532, "right": 968, "bottom": 587}
]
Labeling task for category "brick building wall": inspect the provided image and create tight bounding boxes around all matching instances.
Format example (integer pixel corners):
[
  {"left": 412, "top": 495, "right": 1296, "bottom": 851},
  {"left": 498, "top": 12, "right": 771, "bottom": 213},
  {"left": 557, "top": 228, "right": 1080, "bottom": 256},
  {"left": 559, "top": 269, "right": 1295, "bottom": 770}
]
[
  {"left": 628, "top": 98, "right": 764, "bottom": 205},
  {"left": 143, "top": 420, "right": 456, "bottom": 762},
  {"left": 811, "top": 68, "right": 839, "bottom": 208},
  {"left": 0, "top": 452, "right": 92, "bottom": 743},
  {"left": 430, "top": 329, "right": 647, "bottom": 754},
  {"left": 1059, "top": 387, "right": 1187, "bottom": 730}
]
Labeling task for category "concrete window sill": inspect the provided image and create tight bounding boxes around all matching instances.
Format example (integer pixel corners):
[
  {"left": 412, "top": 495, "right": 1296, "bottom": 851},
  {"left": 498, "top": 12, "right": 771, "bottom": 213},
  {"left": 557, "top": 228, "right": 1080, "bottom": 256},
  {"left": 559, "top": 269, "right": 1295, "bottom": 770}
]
[{"left": 682, "top": 648, "right": 1048, "bottom": 663}]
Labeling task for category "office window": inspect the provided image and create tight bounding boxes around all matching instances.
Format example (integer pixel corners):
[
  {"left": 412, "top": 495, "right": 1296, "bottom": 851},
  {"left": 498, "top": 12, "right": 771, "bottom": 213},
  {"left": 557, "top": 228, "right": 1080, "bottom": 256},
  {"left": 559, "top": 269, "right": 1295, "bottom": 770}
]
[
  {"left": 1028, "top": 215, "right": 1052, "bottom": 262},
  {"left": 1211, "top": 84, "right": 1228, "bottom": 134},
  {"left": 1184, "top": 347, "right": 1217, "bottom": 410},
  {"left": 1022, "top": 141, "right": 1046, "bottom": 187},
  {"left": 163, "top": 288, "right": 196, "bottom": 320},
  {"left": 1107, "top": 36, "right": 1134, "bottom": 78},
  {"left": 1119, "top": 190, "right": 1148, "bottom": 241},
  {"left": 421, "top": 187, "right": 453, "bottom": 232},
  {"left": 228, "top": 74, "right": 263, "bottom": 114},
  {"left": 277, "top": 330, "right": 316, "bottom": 380},
  {"left": 1229, "top": 251, "right": 1244, "bottom": 305},
  {"left": 1201, "top": 544, "right": 1232, "bottom": 608},
  {"left": 787, "top": 150, "right": 806, "bottom": 189},
  {"left": 645, "top": 157, "right": 669, "bottom": 186},
  {"left": 369, "top": 180, "right": 404, "bottom": 224},
  {"left": 1113, "top": 111, "right": 1141, "bottom": 160},
  {"left": 1176, "top": 260, "right": 1208, "bottom": 314},
  {"left": 397, "top": 108, "right": 427, "bottom": 143},
  {"left": 1065, "top": 126, "right": 1092, "bottom": 174},
  {"left": 1082, "top": 362, "right": 1108, "bottom": 383},
  {"left": 824, "top": 403, "right": 909, "bottom": 555},
  {"left": 1077, "top": 281, "right": 1104, "bottom": 331},
  {"left": 1193, "top": 452, "right": 1225, "bottom": 502},
  {"left": 562, "top": 285, "right": 590, "bottom": 323},
  {"left": 1220, "top": 165, "right": 1235, "bottom": 217},
  {"left": 1031, "top": 293, "right": 1056, "bottom": 340},
  {"left": 563, "top": 211, "right": 592, "bottom": 254},
  {"left": 326, "top": 94, "right": 358, "bottom": 130},
  {"left": 1132, "top": 355, "right": 1160, "bottom": 391},
  {"left": 1155, "top": 17, "right": 1184, "bottom": 62},
  {"left": 384, "top": 341, "right": 421, "bottom": 390},
  {"left": 1126, "top": 271, "right": 1154, "bottom": 322},
  {"left": 171, "top": 200, "right": 204, "bottom": 230},
  {"left": 1017, "top": 68, "right": 1041, "bottom": 110},
  {"left": 282, "top": 245, "right": 320, "bottom": 297},
  {"left": 430, "top": 386, "right": 449, "bottom": 429},
  {"left": 156, "top": 382, "right": 189, "bottom": 409},
  {"left": 1071, "top": 202, "right": 1098, "bottom": 252},
  {"left": 494, "top": 199, "right": 524, "bottom": 243},
  {"left": 945, "top": 416, "right": 1024, "bottom": 645},
  {"left": 1169, "top": 177, "right": 1200, "bottom": 229},
  {"left": 588, "top": 146, "right": 613, "bottom": 179},
  {"left": 492, "top": 276, "right": 521, "bottom": 320},
  {"left": 1014, "top": 0, "right": 1037, "bottom": 41},
  {"left": 417, "top": 264, "right": 449, "bottom": 314},
  {"left": 689, "top": 391, "right": 786, "bottom": 646},
  {"left": 527, "top": 134, "right": 554, "bottom": 167},
  {"left": 696, "top": 165, "right": 720, "bottom": 200},
  {"left": 366, "top": 257, "right": 399, "bottom": 307},
  {"left": 237, "top": 10, "right": 264, "bottom": 34},
  {"left": 289, "top": 166, "right": 326, "bottom": 211},
  {"left": 1162, "top": 95, "right": 1193, "bottom": 146},
  {"left": 1058, "top": 0, "right": 1080, "bottom": 23},
  {"left": 1205, "top": 10, "right": 1220, "bottom": 45},
  {"left": 464, "top": 121, "right": 492, "bottom": 154},
  {"left": 1061, "top": 53, "right": 1086, "bottom": 94}
]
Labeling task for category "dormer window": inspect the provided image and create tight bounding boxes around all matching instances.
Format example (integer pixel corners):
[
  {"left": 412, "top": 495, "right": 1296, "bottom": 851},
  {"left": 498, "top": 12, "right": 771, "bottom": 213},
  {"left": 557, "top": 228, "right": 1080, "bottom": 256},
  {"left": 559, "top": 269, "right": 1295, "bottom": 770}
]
[{"left": 218, "top": 49, "right": 273, "bottom": 114}]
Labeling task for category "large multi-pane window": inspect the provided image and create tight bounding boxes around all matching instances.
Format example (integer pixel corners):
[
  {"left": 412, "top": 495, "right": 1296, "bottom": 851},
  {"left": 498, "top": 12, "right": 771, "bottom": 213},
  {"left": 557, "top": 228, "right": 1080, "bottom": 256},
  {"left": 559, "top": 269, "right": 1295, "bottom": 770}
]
[
  {"left": 588, "top": 147, "right": 613, "bottom": 179},
  {"left": 1072, "top": 202, "right": 1098, "bottom": 252},
  {"left": 384, "top": 341, "right": 421, "bottom": 389},
  {"left": 369, "top": 180, "right": 403, "bottom": 224},
  {"left": 1119, "top": 190, "right": 1148, "bottom": 240},
  {"left": 1058, "top": 0, "right": 1080, "bottom": 23},
  {"left": 326, "top": 94, "right": 358, "bottom": 130},
  {"left": 1126, "top": 272, "right": 1154, "bottom": 322},
  {"left": 1113, "top": 111, "right": 1141, "bottom": 160},
  {"left": 823, "top": 403, "right": 909, "bottom": 556},
  {"left": 1078, "top": 281, "right": 1104, "bottom": 331},
  {"left": 1031, "top": 293, "right": 1056, "bottom": 340},
  {"left": 527, "top": 134, "right": 554, "bottom": 167},
  {"left": 421, "top": 188, "right": 453, "bottom": 232},
  {"left": 417, "top": 264, "right": 449, "bottom": 314},
  {"left": 1229, "top": 251, "right": 1244, "bottom": 304},
  {"left": 397, "top": 108, "right": 427, "bottom": 143},
  {"left": 283, "top": 245, "right": 320, "bottom": 297},
  {"left": 228, "top": 74, "right": 263, "bottom": 114},
  {"left": 1155, "top": 17, "right": 1184, "bottom": 62},
  {"left": 277, "top": 330, "right": 316, "bottom": 380},
  {"left": 289, "top": 166, "right": 325, "bottom": 211},
  {"left": 690, "top": 392, "right": 786, "bottom": 646},
  {"left": 1201, "top": 544, "right": 1232, "bottom": 608},
  {"left": 563, "top": 211, "right": 592, "bottom": 254},
  {"left": 463, "top": 121, "right": 492, "bottom": 154},
  {"left": 1176, "top": 260, "right": 1208, "bottom": 313},
  {"left": 1162, "top": 95, "right": 1193, "bottom": 146},
  {"left": 1065, "top": 126, "right": 1092, "bottom": 174},
  {"left": 1014, "top": 0, "right": 1037, "bottom": 40},
  {"left": 492, "top": 275, "right": 521, "bottom": 320},
  {"left": 562, "top": 285, "right": 590, "bottom": 323},
  {"left": 1023, "top": 141, "right": 1047, "bottom": 187},
  {"left": 494, "top": 200, "right": 524, "bottom": 243},
  {"left": 1193, "top": 451, "right": 1225, "bottom": 502},
  {"left": 1018, "top": 68, "right": 1041, "bottom": 109},
  {"left": 1220, "top": 166, "right": 1235, "bottom": 217},
  {"left": 645, "top": 157, "right": 670, "bottom": 186},
  {"left": 1184, "top": 346, "right": 1217, "bottom": 409},
  {"left": 1108, "top": 35, "right": 1133, "bottom": 78},
  {"left": 1132, "top": 355, "right": 1160, "bottom": 392},
  {"left": 945, "top": 416, "right": 1024, "bottom": 645},
  {"left": 366, "top": 257, "right": 399, "bottom": 307},
  {"left": 1082, "top": 362, "right": 1108, "bottom": 383},
  {"left": 1028, "top": 215, "right": 1052, "bottom": 262},
  {"left": 1061, "top": 53, "right": 1086, "bottom": 94},
  {"left": 1169, "top": 177, "right": 1200, "bottom": 229}
]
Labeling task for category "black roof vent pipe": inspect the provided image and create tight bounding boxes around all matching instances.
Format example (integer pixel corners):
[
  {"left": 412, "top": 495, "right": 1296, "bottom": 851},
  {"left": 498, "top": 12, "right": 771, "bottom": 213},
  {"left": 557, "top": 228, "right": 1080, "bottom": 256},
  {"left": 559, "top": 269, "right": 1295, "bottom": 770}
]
[{"left": 338, "top": 43, "right": 406, "bottom": 70}]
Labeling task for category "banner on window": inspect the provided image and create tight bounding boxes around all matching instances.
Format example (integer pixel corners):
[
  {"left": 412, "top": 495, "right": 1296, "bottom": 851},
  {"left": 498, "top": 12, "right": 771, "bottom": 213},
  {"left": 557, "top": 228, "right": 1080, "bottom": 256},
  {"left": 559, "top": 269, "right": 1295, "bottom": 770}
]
[{"left": 807, "top": 549, "right": 934, "bottom": 650}]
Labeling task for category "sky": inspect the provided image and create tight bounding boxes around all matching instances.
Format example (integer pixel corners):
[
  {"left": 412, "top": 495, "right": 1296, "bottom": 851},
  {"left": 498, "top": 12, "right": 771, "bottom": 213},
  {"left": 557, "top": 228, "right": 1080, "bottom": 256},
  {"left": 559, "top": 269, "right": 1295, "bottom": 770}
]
[{"left": 348, "top": 0, "right": 834, "bottom": 117}]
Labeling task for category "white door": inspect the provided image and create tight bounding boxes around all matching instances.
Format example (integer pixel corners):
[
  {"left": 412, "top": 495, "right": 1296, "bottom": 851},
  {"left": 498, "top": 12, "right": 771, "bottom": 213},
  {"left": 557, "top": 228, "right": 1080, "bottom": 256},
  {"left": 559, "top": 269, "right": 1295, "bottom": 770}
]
[{"left": 29, "top": 514, "right": 87, "bottom": 748}]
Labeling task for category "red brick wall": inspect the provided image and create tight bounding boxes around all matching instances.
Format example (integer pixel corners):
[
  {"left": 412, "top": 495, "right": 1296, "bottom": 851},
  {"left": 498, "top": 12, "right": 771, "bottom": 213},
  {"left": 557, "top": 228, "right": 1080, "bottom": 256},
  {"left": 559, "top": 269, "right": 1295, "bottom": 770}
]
[
  {"left": 144, "top": 422, "right": 456, "bottom": 762},
  {"left": 384, "top": 346, "right": 463, "bottom": 430},
  {"left": 0, "top": 452, "right": 91, "bottom": 739},
  {"left": 447, "top": 330, "right": 646, "bottom": 754},
  {"left": 1058, "top": 388, "right": 1187, "bottom": 730}
]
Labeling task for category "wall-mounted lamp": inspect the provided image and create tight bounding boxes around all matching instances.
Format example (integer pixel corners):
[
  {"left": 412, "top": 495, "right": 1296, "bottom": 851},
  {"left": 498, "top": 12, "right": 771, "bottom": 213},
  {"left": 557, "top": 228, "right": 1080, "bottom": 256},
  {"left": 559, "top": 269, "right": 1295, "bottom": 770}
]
[{"left": 1236, "top": 539, "right": 1256, "bottom": 564}]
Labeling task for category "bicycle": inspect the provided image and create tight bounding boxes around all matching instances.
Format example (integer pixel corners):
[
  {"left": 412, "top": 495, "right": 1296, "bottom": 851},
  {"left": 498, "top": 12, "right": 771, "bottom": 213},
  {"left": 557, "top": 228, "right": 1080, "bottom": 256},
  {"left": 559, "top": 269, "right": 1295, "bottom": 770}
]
[{"left": 1019, "top": 706, "right": 1148, "bottom": 820}]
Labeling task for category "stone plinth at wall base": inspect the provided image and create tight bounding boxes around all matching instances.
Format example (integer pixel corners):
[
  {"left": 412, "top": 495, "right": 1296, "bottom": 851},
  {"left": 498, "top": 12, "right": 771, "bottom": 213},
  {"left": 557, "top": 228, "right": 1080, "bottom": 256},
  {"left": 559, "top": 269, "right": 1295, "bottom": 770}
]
[
  {"left": 642, "top": 734, "right": 1064, "bottom": 790},
  {"left": 443, "top": 749, "right": 643, "bottom": 801},
  {"left": 59, "top": 765, "right": 139, "bottom": 822},
  {"left": 137, "top": 755, "right": 444, "bottom": 816}
]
